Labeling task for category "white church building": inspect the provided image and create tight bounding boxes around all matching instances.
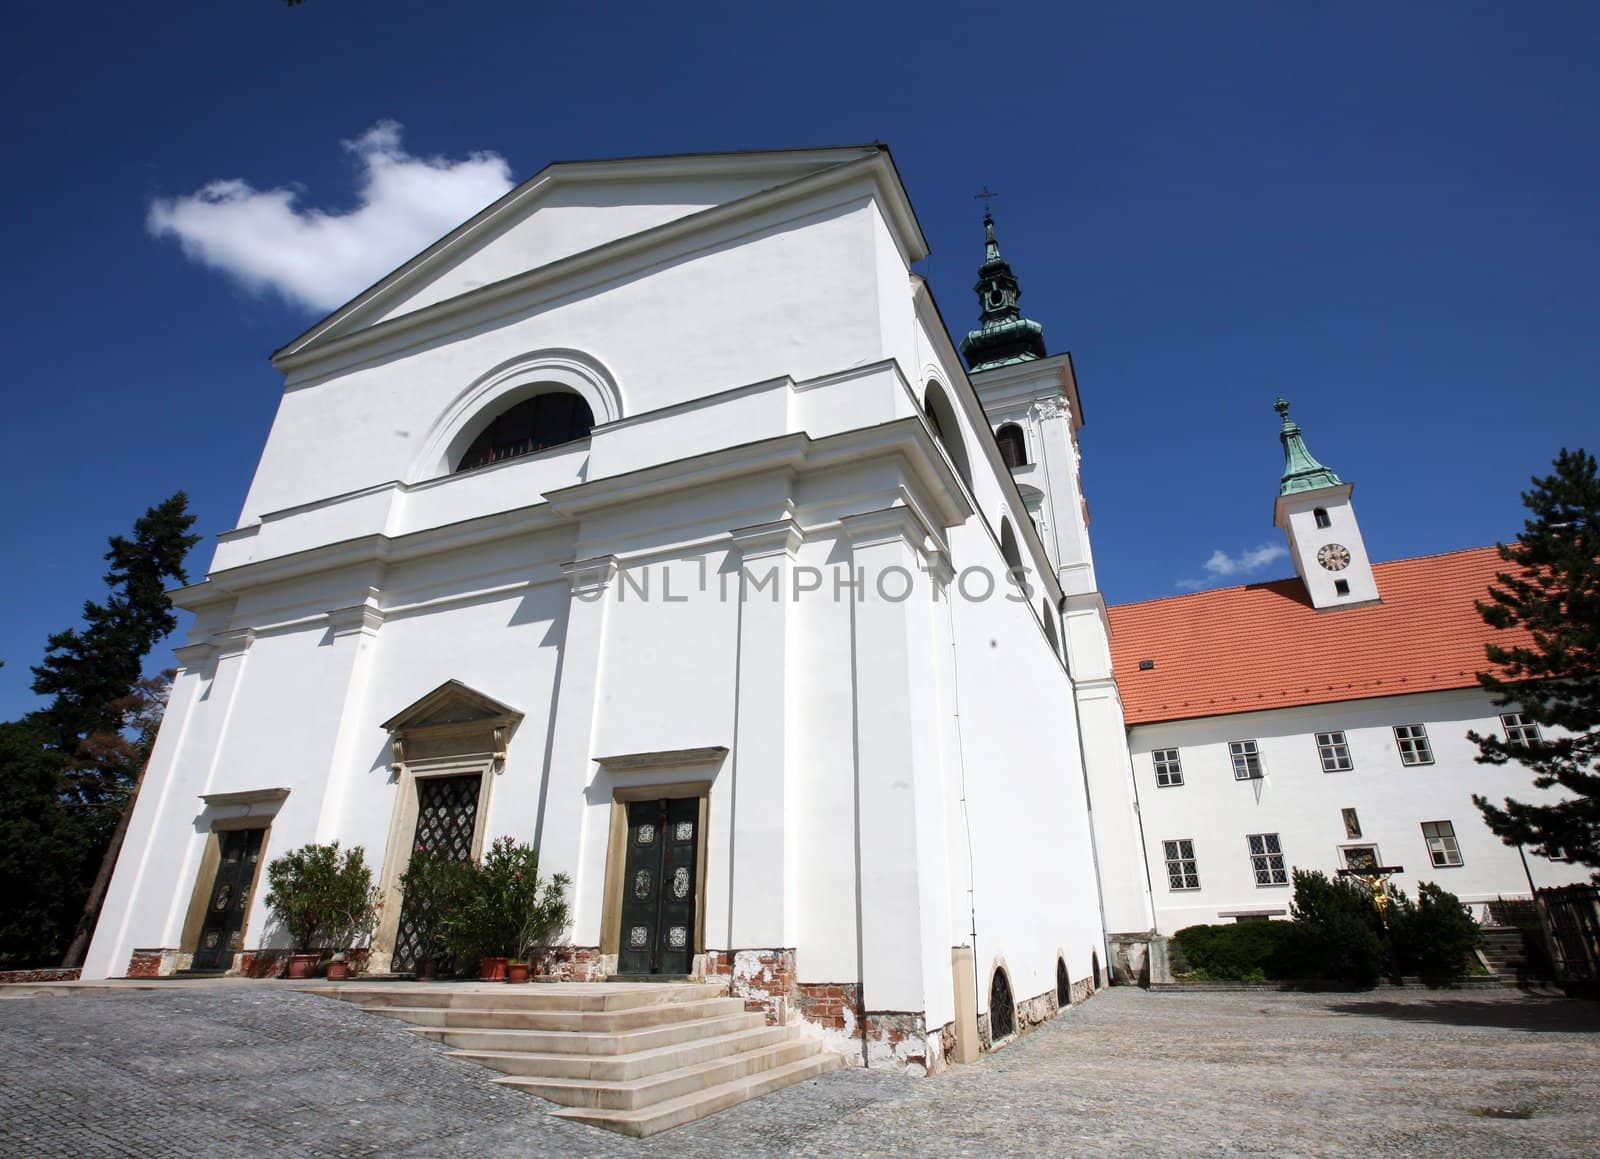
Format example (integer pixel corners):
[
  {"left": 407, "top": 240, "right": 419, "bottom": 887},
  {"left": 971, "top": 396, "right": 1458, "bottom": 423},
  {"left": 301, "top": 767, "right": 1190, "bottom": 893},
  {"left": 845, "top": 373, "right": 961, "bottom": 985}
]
[
  {"left": 82, "top": 145, "right": 1140, "bottom": 1070},
  {"left": 1106, "top": 403, "right": 1593, "bottom": 934}
]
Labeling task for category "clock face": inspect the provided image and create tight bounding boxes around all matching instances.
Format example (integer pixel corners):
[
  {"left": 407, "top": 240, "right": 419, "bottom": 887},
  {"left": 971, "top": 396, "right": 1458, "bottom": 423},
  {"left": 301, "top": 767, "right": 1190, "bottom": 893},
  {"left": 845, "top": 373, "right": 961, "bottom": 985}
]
[{"left": 1317, "top": 543, "right": 1351, "bottom": 572}]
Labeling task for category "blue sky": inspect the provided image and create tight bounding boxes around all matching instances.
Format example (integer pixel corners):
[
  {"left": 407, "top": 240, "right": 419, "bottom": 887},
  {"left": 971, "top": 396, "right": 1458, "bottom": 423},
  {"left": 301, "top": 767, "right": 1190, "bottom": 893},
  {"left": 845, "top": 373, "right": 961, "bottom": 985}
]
[{"left": 2, "top": 1, "right": 1597, "bottom": 721}]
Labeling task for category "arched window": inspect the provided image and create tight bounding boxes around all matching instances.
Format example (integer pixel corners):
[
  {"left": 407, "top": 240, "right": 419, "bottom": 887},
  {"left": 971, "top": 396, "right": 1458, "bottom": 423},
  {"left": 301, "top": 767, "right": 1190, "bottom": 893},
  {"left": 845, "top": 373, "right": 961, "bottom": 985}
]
[
  {"left": 1056, "top": 958, "right": 1070, "bottom": 1007},
  {"left": 989, "top": 966, "right": 1016, "bottom": 1043},
  {"left": 923, "top": 382, "right": 972, "bottom": 491},
  {"left": 1313, "top": 507, "right": 1331, "bottom": 529},
  {"left": 1000, "top": 518, "right": 1024, "bottom": 581},
  {"left": 455, "top": 391, "right": 594, "bottom": 472},
  {"left": 996, "top": 423, "right": 1027, "bottom": 469},
  {"left": 1042, "top": 600, "right": 1060, "bottom": 655}
]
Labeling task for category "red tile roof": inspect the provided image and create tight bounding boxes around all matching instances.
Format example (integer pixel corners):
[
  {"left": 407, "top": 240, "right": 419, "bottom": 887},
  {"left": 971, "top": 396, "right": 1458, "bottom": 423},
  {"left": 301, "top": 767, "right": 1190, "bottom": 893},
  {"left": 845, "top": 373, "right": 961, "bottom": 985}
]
[{"left": 1107, "top": 546, "right": 1524, "bottom": 726}]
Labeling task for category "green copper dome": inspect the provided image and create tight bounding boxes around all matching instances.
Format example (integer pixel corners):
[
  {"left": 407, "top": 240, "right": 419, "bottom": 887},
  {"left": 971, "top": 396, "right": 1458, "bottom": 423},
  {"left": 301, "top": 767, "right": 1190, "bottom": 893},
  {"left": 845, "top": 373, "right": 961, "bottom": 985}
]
[
  {"left": 960, "top": 210, "right": 1048, "bottom": 372},
  {"left": 1274, "top": 397, "right": 1343, "bottom": 495}
]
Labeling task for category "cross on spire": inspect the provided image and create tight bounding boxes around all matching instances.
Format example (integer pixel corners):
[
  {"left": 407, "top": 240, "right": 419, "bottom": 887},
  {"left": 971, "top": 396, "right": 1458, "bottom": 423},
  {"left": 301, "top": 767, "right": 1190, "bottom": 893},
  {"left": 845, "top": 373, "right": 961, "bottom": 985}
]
[{"left": 974, "top": 185, "right": 999, "bottom": 221}]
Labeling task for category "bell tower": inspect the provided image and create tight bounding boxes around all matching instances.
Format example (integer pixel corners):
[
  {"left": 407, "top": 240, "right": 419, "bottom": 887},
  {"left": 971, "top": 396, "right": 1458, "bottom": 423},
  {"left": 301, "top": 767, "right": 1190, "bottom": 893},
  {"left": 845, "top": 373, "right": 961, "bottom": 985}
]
[{"left": 1271, "top": 397, "right": 1379, "bottom": 608}]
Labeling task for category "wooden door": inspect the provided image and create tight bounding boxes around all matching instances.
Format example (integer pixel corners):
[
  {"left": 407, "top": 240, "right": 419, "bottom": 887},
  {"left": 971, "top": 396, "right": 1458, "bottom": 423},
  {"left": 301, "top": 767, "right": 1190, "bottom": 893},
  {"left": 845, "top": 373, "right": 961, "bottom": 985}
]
[
  {"left": 192, "top": 828, "right": 265, "bottom": 971},
  {"left": 617, "top": 798, "right": 699, "bottom": 976}
]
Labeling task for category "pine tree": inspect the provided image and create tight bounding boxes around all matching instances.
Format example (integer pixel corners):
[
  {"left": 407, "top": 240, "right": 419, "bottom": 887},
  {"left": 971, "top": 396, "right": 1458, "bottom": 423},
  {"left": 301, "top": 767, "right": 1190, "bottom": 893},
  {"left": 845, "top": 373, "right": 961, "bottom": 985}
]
[
  {"left": 0, "top": 494, "right": 199, "bottom": 967},
  {"left": 1470, "top": 449, "right": 1600, "bottom": 873}
]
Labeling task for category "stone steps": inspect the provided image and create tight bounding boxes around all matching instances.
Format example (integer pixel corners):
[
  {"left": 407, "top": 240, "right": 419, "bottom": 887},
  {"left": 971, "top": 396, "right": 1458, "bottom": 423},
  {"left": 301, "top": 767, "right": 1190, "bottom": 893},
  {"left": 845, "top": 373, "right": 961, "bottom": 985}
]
[
  {"left": 447, "top": 1023, "right": 795, "bottom": 1079},
  {"left": 548, "top": 1054, "right": 840, "bottom": 1137},
  {"left": 364, "top": 995, "right": 747, "bottom": 1032},
  {"left": 325, "top": 981, "right": 840, "bottom": 1135}
]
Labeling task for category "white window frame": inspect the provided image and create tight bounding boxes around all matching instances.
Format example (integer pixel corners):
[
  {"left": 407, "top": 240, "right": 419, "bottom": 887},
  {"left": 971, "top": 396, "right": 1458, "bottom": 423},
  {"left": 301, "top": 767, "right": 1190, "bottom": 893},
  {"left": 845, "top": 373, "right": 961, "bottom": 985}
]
[
  {"left": 1229, "top": 740, "right": 1263, "bottom": 780},
  {"left": 1163, "top": 838, "right": 1200, "bottom": 890},
  {"left": 1152, "top": 748, "right": 1184, "bottom": 788},
  {"left": 1247, "top": 833, "right": 1289, "bottom": 886},
  {"left": 1316, "top": 730, "right": 1353, "bottom": 773},
  {"left": 1393, "top": 724, "right": 1434, "bottom": 766},
  {"left": 1501, "top": 712, "right": 1542, "bottom": 746},
  {"left": 1421, "top": 820, "right": 1463, "bottom": 868}
]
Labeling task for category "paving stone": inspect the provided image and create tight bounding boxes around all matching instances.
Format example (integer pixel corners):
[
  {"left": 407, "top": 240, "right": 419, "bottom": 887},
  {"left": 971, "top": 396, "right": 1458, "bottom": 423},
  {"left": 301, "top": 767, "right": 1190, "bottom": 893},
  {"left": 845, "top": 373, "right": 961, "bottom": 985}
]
[{"left": 0, "top": 984, "right": 1595, "bottom": 1156}]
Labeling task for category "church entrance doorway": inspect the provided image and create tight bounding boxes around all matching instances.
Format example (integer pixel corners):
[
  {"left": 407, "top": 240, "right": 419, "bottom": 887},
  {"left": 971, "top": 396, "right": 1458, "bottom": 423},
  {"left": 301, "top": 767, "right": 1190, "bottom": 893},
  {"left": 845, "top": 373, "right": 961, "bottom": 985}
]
[
  {"left": 191, "top": 827, "right": 265, "bottom": 971},
  {"left": 391, "top": 772, "right": 483, "bottom": 974},
  {"left": 616, "top": 797, "right": 700, "bottom": 976}
]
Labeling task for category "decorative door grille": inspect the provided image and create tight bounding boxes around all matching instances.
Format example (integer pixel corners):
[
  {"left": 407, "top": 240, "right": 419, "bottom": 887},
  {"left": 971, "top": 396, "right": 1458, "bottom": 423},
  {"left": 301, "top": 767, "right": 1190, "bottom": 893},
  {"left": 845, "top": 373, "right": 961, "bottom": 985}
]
[{"left": 392, "top": 773, "right": 482, "bottom": 974}]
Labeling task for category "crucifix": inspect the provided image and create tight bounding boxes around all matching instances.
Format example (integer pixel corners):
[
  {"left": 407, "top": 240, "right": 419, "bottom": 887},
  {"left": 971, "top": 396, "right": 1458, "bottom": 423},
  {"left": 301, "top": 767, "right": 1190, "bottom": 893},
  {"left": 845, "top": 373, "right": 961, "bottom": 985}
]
[{"left": 974, "top": 185, "right": 999, "bottom": 214}]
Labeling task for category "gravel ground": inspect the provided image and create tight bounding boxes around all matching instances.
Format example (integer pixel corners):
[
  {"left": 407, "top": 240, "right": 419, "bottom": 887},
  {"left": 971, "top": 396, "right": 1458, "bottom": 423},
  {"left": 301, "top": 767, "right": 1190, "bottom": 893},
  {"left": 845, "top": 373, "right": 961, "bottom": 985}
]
[{"left": 0, "top": 982, "right": 1595, "bottom": 1157}]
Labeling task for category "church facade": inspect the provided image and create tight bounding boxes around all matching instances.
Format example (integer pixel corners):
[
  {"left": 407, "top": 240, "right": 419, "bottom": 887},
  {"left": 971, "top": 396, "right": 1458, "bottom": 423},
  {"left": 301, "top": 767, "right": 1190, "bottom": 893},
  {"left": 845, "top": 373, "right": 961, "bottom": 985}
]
[
  {"left": 1106, "top": 405, "right": 1593, "bottom": 933},
  {"left": 82, "top": 146, "right": 1126, "bottom": 1069}
]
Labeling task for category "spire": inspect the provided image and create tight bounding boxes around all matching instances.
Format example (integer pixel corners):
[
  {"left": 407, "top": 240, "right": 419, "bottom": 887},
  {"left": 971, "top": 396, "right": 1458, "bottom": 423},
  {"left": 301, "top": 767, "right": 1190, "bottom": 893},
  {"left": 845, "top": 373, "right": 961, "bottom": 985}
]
[
  {"left": 1274, "top": 397, "right": 1343, "bottom": 495},
  {"left": 959, "top": 200, "right": 1047, "bottom": 373}
]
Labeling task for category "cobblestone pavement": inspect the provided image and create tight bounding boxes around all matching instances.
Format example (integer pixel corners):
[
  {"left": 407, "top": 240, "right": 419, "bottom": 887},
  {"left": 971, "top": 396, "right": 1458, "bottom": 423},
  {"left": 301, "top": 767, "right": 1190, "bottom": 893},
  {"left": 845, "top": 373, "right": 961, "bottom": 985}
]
[{"left": 1, "top": 983, "right": 1597, "bottom": 1157}]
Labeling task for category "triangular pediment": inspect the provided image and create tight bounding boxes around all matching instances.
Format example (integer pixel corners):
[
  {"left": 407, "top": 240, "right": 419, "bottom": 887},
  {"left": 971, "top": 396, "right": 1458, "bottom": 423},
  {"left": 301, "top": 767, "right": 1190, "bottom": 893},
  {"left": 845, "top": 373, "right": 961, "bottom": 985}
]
[
  {"left": 380, "top": 679, "right": 522, "bottom": 734},
  {"left": 275, "top": 146, "right": 912, "bottom": 366}
]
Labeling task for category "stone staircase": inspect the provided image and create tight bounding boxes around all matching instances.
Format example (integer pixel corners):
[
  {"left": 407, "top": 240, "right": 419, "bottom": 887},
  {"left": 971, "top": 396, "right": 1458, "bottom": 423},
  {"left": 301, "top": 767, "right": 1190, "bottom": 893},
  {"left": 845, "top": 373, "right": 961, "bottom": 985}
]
[
  {"left": 1478, "top": 925, "right": 1553, "bottom": 985},
  {"left": 324, "top": 981, "right": 840, "bottom": 1137}
]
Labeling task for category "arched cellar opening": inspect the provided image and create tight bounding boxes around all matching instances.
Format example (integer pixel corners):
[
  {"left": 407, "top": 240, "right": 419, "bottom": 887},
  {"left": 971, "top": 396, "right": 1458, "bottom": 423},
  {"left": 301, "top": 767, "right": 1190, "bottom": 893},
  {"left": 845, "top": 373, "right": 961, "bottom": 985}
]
[
  {"left": 1056, "top": 957, "right": 1070, "bottom": 1008},
  {"left": 989, "top": 966, "right": 1016, "bottom": 1043},
  {"left": 1092, "top": 950, "right": 1102, "bottom": 990}
]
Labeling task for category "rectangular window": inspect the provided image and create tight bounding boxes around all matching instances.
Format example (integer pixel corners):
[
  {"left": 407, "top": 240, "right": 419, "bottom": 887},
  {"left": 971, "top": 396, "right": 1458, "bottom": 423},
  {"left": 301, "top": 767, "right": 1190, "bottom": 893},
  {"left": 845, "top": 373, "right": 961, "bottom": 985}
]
[
  {"left": 1163, "top": 839, "right": 1200, "bottom": 890},
  {"left": 1501, "top": 712, "right": 1542, "bottom": 746},
  {"left": 1393, "top": 724, "right": 1434, "bottom": 766},
  {"left": 1152, "top": 748, "right": 1184, "bottom": 787},
  {"left": 1342, "top": 844, "right": 1380, "bottom": 871},
  {"left": 1247, "top": 833, "right": 1288, "bottom": 885},
  {"left": 1316, "top": 731, "right": 1353, "bottom": 772},
  {"left": 1229, "top": 740, "right": 1263, "bottom": 780},
  {"left": 1421, "top": 820, "right": 1463, "bottom": 868}
]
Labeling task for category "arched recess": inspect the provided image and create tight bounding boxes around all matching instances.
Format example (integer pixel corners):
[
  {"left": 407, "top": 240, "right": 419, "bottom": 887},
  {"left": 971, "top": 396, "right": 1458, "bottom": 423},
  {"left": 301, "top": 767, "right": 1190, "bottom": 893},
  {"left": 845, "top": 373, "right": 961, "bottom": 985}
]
[
  {"left": 989, "top": 964, "right": 1016, "bottom": 1044},
  {"left": 923, "top": 380, "right": 972, "bottom": 492},
  {"left": 410, "top": 348, "right": 623, "bottom": 481},
  {"left": 995, "top": 422, "right": 1027, "bottom": 468},
  {"left": 999, "top": 517, "right": 1024, "bottom": 580},
  {"left": 1056, "top": 957, "right": 1071, "bottom": 1007}
]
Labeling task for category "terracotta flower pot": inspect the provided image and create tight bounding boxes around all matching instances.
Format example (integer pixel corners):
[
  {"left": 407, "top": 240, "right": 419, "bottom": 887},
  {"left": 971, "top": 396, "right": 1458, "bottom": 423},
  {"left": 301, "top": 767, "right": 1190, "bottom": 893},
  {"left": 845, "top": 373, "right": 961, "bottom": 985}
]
[
  {"left": 285, "top": 953, "right": 320, "bottom": 980},
  {"left": 325, "top": 959, "right": 349, "bottom": 981},
  {"left": 479, "top": 955, "right": 508, "bottom": 982},
  {"left": 505, "top": 960, "right": 530, "bottom": 984}
]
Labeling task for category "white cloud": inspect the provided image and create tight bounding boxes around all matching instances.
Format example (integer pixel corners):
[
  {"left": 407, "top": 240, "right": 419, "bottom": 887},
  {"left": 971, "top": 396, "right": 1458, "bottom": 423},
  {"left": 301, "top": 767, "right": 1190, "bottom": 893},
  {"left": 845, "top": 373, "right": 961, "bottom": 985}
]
[
  {"left": 1175, "top": 543, "right": 1288, "bottom": 591},
  {"left": 147, "top": 121, "right": 515, "bottom": 313}
]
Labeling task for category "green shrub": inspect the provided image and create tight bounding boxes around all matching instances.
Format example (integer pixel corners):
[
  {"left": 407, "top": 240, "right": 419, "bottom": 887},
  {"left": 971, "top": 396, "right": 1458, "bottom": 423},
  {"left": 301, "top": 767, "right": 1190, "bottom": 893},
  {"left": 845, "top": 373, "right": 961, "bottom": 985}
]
[
  {"left": 397, "top": 847, "right": 475, "bottom": 971},
  {"left": 1276, "top": 869, "right": 1388, "bottom": 988},
  {"left": 444, "top": 837, "right": 572, "bottom": 962},
  {"left": 1391, "top": 881, "right": 1479, "bottom": 984},
  {"left": 1173, "top": 921, "right": 1294, "bottom": 981},
  {"left": 264, "top": 842, "right": 378, "bottom": 953}
]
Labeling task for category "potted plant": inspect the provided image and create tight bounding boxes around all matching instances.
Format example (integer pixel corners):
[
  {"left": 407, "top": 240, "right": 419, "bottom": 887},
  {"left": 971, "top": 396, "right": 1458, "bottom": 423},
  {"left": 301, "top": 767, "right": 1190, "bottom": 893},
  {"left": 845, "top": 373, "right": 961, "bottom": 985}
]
[
  {"left": 398, "top": 846, "right": 473, "bottom": 980},
  {"left": 263, "top": 842, "right": 376, "bottom": 980},
  {"left": 446, "top": 837, "right": 571, "bottom": 982},
  {"left": 321, "top": 849, "right": 379, "bottom": 981}
]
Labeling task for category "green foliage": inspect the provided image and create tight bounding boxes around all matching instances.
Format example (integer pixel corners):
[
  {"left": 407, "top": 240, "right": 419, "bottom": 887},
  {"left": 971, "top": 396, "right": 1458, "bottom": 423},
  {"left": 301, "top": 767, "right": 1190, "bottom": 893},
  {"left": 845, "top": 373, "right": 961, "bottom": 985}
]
[
  {"left": 443, "top": 837, "right": 572, "bottom": 962},
  {"left": 1390, "top": 882, "right": 1479, "bottom": 984},
  {"left": 264, "top": 842, "right": 378, "bottom": 952},
  {"left": 397, "top": 847, "right": 474, "bottom": 968},
  {"left": 1469, "top": 449, "right": 1600, "bottom": 873},
  {"left": 1173, "top": 921, "right": 1294, "bottom": 981},
  {"left": 0, "top": 495, "right": 196, "bottom": 967},
  {"left": 1277, "top": 869, "right": 1388, "bottom": 988},
  {"left": 0, "top": 721, "right": 105, "bottom": 967}
]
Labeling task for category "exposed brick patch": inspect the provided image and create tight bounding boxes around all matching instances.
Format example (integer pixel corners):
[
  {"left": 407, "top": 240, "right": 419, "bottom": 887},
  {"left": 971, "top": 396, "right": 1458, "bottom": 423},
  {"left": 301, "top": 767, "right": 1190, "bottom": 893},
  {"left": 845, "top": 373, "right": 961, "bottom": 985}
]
[
  {"left": 795, "top": 980, "right": 861, "bottom": 1032},
  {"left": 865, "top": 1010, "right": 940, "bottom": 1072},
  {"left": 236, "top": 950, "right": 290, "bottom": 978},
  {"left": 126, "top": 948, "right": 178, "bottom": 977},
  {"left": 535, "top": 946, "right": 604, "bottom": 981},
  {"left": 704, "top": 948, "right": 796, "bottom": 1024},
  {"left": 0, "top": 968, "right": 81, "bottom": 985}
]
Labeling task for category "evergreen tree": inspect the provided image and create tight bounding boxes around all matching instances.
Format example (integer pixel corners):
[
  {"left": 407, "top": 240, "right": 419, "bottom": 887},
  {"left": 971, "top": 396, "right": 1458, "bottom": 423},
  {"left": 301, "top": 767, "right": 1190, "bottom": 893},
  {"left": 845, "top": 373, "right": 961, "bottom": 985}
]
[
  {"left": 0, "top": 494, "right": 198, "bottom": 967},
  {"left": 1470, "top": 449, "right": 1600, "bottom": 873}
]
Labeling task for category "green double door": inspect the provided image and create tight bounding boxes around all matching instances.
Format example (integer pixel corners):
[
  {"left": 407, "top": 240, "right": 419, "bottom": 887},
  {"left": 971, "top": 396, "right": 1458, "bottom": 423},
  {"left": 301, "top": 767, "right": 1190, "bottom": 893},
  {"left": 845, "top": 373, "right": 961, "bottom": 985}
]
[
  {"left": 193, "top": 828, "right": 265, "bottom": 971},
  {"left": 617, "top": 798, "right": 699, "bottom": 976}
]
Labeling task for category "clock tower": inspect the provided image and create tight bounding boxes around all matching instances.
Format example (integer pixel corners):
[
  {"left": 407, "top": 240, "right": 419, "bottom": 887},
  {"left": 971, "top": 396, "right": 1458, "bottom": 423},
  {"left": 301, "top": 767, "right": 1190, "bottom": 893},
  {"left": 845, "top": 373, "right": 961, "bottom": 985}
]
[{"left": 1271, "top": 397, "right": 1379, "bottom": 609}]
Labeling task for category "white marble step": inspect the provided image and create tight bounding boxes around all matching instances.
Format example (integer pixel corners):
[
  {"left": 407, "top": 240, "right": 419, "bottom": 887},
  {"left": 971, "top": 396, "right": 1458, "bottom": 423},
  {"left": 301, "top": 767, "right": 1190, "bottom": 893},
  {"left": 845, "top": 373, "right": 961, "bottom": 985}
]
[{"left": 446, "top": 1023, "right": 794, "bottom": 1080}]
